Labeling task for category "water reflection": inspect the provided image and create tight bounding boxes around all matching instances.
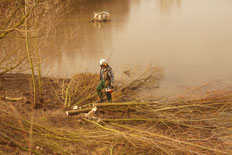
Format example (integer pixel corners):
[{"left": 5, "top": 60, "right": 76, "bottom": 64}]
[
  {"left": 157, "top": 0, "right": 181, "bottom": 14},
  {"left": 43, "top": 0, "right": 232, "bottom": 95},
  {"left": 43, "top": 0, "right": 132, "bottom": 74}
]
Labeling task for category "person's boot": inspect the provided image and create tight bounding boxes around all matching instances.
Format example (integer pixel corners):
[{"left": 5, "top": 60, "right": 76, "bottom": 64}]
[
  {"left": 96, "top": 100, "right": 103, "bottom": 103},
  {"left": 96, "top": 96, "right": 103, "bottom": 103}
]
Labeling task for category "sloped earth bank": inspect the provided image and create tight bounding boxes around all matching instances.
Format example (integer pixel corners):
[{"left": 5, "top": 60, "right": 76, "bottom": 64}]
[{"left": 0, "top": 70, "right": 232, "bottom": 155}]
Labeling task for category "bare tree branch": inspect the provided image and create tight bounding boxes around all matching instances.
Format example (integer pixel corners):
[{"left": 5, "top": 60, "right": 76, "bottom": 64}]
[
  {"left": 0, "top": 56, "right": 27, "bottom": 77},
  {"left": 0, "top": 9, "right": 30, "bottom": 40}
]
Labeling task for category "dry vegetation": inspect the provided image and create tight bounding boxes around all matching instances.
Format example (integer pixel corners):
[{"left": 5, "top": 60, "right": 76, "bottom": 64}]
[
  {"left": 0, "top": 0, "right": 71, "bottom": 108},
  {"left": 1, "top": 67, "right": 232, "bottom": 154},
  {"left": 0, "top": 0, "right": 231, "bottom": 155}
]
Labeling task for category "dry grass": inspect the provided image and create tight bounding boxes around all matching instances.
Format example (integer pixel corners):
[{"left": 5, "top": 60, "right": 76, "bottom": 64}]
[{"left": 0, "top": 68, "right": 232, "bottom": 154}]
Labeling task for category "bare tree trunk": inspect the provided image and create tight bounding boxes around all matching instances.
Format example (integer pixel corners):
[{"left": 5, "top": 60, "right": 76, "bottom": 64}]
[
  {"left": 24, "top": 1, "right": 36, "bottom": 154},
  {"left": 25, "top": 0, "right": 37, "bottom": 107},
  {"left": 33, "top": 0, "right": 43, "bottom": 102}
]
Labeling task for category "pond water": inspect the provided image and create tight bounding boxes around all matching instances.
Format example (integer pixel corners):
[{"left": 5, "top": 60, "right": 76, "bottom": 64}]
[{"left": 43, "top": 0, "right": 232, "bottom": 95}]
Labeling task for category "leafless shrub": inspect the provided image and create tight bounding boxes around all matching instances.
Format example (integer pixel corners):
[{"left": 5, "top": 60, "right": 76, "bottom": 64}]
[
  {"left": 0, "top": 0, "right": 72, "bottom": 105},
  {"left": 113, "top": 65, "right": 163, "bottom": 102}
]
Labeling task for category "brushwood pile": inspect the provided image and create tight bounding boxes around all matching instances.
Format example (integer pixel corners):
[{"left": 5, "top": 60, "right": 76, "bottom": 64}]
[{"left": 0, "top": 67, "right": 232, "bottom": 154}]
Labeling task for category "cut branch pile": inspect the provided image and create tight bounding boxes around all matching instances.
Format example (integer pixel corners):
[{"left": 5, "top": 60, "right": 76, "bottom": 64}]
[
  {"left": 1, "top": 67, "right": 232, "bottom": 154},
  {"left": 1, "top": 87, "right": 232, "bottom": 154},
  {"left": 48, "top": 66, "right": 163, "bottom": 108},
  {"left": 46, "top": 73, "right": 99, "bottom": 107}
]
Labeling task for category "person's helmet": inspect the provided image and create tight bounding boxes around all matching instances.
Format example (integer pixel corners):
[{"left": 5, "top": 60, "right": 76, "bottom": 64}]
[{"left": 99, "top": 59, "right": 106, "bottom": 66}]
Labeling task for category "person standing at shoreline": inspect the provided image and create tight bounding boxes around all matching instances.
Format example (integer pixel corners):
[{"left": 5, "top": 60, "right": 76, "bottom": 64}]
[{"left": 96, "top": 59, "right": 114, "bottom": 103}]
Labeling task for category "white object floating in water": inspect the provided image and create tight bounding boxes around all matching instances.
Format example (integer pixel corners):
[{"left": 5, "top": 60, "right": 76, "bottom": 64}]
[{"left": 91, "top": 11, "right": 110, "bottom": 22}]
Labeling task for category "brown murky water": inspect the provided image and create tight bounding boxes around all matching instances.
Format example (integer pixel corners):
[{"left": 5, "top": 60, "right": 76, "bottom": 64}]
[{"left": 43, "top": 0, "right": 232, "bottom": 95}]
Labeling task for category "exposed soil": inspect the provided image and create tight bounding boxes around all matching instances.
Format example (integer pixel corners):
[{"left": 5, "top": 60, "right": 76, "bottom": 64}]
[{"left": 0, "top": 73, "right": 62, "bottom": 111}]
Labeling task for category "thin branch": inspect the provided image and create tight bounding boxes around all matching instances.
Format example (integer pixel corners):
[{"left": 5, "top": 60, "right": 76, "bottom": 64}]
[
  {"left": 0, "top": 56, "right": 26, "bottom": 77},
  {"left": 0, "top": 7, "right": 32, "bottom": 40}
]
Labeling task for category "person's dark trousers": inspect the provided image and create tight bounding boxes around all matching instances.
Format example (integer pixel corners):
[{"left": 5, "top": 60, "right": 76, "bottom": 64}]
[
  {"left": 96, "top": 80, "right": 112, "bottom": 102},
  {"left": 97, "top": 80, "right": 105, "bottom": 102},
  {"left": 106, "top": 92, "right": 112, "bottom": 103}
]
